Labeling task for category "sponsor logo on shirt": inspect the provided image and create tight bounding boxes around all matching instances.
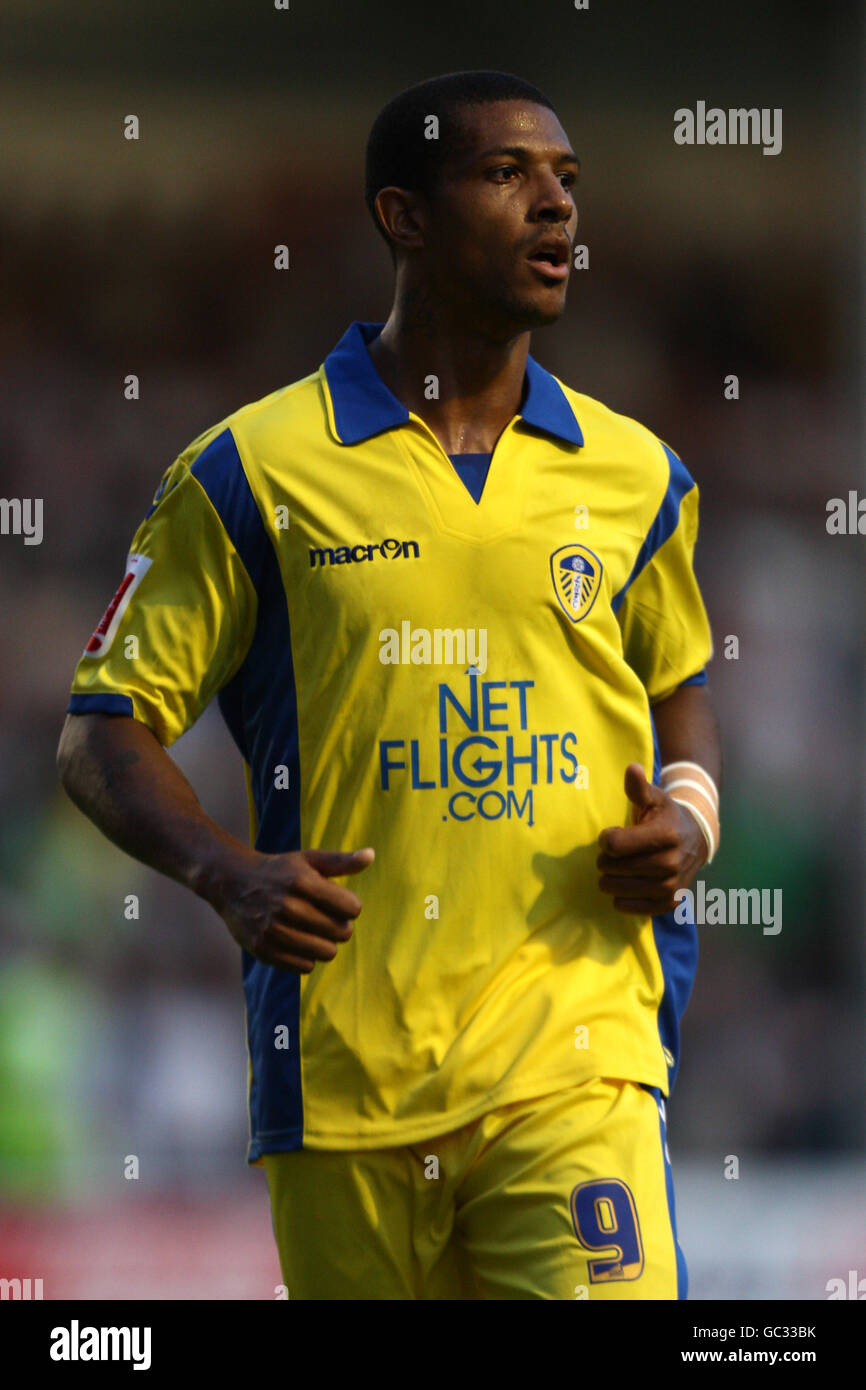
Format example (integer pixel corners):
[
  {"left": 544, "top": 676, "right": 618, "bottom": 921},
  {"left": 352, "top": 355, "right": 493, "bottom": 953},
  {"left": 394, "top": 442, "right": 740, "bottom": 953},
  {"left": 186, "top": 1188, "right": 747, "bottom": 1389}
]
[
  {"left": 309, "top": 538, "right": 420, "bottom": 566},
  {"left": 379, "top": 669, "right": 588, "bottom": 827},
  {"left": 83, "top": 553, "right": 152, "bottom": 657}
]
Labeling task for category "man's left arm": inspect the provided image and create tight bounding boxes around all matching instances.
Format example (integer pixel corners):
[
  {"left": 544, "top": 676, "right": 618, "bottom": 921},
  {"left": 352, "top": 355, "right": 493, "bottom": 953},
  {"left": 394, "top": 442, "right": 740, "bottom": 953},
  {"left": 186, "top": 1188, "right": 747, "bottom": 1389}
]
[{"left": 597, "top": 682, "right": 722, "bottom": 915}]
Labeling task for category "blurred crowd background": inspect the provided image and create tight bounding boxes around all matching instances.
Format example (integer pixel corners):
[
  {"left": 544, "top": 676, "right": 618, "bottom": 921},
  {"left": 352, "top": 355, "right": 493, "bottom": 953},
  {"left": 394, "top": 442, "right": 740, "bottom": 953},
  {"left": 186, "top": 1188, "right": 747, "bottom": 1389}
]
[{"left": 0, "top": 0, "right": 863, "bottom": 1297}]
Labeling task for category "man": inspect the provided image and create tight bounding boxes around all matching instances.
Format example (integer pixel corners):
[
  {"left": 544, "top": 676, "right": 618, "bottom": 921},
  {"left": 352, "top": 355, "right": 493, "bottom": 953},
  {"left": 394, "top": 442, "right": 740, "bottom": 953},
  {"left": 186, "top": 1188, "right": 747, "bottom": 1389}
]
[{"left": 58, "top": 70, "right": 721, "bottom": 1300}]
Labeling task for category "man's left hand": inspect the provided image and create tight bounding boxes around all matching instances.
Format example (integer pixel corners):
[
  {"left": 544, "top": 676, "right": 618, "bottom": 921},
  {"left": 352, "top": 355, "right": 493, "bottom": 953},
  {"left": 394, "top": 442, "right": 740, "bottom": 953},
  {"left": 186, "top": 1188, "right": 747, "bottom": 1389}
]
[{"left": 596, "top": 763, "right": 707, "bottom": 915}]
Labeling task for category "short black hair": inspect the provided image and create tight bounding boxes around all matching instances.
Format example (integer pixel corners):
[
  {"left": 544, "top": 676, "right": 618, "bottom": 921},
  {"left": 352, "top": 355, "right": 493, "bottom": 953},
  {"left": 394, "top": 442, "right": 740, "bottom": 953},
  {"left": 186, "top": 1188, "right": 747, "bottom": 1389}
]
[{"left": 365, "top": 71, "right": 558, "bottom": 257}]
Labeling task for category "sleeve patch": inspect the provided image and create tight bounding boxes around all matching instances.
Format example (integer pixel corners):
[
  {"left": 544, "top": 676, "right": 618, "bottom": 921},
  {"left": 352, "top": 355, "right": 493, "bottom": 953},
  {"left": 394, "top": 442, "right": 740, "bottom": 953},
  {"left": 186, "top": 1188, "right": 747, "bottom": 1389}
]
[{"left": 83, "top": 553, "right": 152, "bottom": 658}]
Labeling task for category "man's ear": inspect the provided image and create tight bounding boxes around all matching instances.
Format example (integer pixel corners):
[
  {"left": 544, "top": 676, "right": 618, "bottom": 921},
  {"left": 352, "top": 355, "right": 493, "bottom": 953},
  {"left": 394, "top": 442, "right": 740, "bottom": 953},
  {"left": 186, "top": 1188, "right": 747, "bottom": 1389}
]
[{"left": 374, "top": 187, "right": 427, "bottom": 254}]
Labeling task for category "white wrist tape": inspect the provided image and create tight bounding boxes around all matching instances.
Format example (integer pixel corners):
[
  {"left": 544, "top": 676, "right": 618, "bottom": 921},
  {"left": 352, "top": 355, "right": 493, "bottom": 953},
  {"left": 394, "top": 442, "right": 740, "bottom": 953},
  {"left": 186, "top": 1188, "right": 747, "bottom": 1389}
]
[{"left": 659, "top": 761, "right": 720, "bottom": 863}]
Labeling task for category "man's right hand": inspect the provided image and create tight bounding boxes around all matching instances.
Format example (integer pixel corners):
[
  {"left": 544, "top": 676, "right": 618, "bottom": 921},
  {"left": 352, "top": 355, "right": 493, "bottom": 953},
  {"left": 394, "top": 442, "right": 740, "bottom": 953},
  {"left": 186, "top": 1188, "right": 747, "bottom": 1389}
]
[
  {"left": 57, "top": 713, "right": 374, "bottom": 975},
  {"left": 203, "top": 846, "right": 376, "bottom": 973}
]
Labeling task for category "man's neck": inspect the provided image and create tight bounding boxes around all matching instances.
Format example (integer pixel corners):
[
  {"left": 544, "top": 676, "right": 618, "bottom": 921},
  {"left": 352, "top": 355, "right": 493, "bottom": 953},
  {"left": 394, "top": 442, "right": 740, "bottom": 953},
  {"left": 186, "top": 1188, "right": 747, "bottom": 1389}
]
[{"left": 366, "top": 289, "right": 531, "bottom": 456}]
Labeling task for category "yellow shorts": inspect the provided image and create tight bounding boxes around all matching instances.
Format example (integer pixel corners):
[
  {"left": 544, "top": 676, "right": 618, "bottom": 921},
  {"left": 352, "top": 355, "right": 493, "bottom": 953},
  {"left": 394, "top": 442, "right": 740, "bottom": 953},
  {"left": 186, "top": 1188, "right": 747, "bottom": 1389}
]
[{"left": 263, "top": 1076, "right": 686, "bottom": 1300}]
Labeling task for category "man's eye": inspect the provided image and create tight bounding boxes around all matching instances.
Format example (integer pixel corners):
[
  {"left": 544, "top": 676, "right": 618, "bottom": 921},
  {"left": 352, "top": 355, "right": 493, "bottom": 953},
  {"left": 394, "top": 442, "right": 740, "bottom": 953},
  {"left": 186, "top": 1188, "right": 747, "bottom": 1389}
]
[
  {"left": 559, "top": 172, "right": 577, "bottom": 188},
  {"left": 490, "top": 165, "right": 519, "bottom": 180}
]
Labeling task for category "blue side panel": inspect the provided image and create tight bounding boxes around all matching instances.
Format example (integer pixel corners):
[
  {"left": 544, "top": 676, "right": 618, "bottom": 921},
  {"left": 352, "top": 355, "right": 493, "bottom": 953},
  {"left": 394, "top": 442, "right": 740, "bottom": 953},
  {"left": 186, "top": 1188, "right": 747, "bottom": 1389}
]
[
  {"left": 67, "top": 692, "right": 135, "bottom": 716},
  {"left": 648, "top": 710, "right": 698, "bottom": 1096},
  {"left": 192, "top": 428, "right": 304, "bottom": 1159},
  {"left": 640, "top": 1083, "right": 688, "bottom": 1299},
  {"left": 611, "top": 445, "right": 696, "bottom": 615},
  {"left": 620, "top": 445, "right": 701, "bottom": 1093}
]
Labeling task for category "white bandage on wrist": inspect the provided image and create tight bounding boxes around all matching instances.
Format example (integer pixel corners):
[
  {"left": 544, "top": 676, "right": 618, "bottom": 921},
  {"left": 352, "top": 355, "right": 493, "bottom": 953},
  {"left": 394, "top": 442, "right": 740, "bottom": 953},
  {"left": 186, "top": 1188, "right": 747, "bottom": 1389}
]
[{"left": 659, "top": 760, "right": 720, "bottom": 864}]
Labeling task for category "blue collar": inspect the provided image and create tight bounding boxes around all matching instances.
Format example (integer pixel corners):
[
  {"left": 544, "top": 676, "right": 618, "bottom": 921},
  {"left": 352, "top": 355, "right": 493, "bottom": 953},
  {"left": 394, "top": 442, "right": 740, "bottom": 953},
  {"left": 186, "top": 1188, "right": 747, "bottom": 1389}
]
[{"left": 323, "top": 321, "right": 583, "bottom": 448}]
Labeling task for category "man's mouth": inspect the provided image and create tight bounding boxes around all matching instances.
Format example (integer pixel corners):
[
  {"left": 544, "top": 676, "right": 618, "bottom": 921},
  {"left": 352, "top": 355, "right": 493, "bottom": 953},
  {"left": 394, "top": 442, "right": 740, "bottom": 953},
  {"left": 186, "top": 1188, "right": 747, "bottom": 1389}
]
[{"left": 526, "top": 237, "right": 571, "bottom": 282}]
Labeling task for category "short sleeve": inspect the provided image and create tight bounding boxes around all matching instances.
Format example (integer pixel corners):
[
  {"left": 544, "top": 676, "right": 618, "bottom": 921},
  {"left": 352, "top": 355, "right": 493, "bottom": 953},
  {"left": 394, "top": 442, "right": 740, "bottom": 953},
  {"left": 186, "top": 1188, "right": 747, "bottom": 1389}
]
[
  {"left": 613, "top": 446, "right": 713, "bottom": 705},
  {"left": 67, "top": 442, "right": 258, "bottom": 747}
]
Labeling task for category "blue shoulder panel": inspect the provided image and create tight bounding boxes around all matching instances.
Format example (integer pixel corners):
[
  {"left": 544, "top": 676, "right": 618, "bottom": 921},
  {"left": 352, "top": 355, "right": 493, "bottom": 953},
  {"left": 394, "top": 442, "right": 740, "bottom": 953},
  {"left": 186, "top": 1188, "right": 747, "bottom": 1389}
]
[{"left": 611, "top": 445, "right": 696, "bottom": 615}]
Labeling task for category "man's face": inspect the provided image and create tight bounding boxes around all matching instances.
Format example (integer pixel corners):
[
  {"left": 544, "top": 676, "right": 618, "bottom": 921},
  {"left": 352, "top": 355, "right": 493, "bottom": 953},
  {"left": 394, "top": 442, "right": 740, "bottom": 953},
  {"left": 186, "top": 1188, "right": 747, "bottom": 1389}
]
[{"left": 422, "top": 100, "right": 580, "bottom": 334}]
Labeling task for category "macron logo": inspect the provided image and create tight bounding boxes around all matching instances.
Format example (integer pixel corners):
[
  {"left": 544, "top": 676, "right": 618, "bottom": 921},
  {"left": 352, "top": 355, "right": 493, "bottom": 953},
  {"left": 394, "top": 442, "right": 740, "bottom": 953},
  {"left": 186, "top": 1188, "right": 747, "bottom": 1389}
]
[
  {"left": 309, "top": 538, "right": 420, "bottom": 567},
  {"left": 50, "top": 1320, "right": 152, "bottom": 1371}
]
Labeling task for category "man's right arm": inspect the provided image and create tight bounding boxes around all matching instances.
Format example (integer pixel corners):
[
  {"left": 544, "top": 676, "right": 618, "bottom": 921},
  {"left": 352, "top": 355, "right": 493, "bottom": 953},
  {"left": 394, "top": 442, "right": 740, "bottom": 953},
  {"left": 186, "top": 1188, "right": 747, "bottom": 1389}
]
[{"left": 56, "top": 713, "right": 373, "bottom": 972}]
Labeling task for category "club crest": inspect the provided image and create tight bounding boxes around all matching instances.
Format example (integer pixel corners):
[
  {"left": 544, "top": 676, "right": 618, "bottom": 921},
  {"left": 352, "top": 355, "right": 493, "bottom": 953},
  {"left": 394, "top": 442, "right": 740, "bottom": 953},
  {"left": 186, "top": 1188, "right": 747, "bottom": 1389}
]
[{"left": 550, "top": 544, "right": 603, "bottom": 623}]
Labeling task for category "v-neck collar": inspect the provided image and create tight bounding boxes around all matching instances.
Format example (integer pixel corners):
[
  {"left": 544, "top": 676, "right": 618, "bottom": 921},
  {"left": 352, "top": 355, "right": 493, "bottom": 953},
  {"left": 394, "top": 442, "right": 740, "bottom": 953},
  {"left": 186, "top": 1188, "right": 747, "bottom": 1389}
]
[{"left": 322, "top": 320, "right": 584, "bottom": 449}]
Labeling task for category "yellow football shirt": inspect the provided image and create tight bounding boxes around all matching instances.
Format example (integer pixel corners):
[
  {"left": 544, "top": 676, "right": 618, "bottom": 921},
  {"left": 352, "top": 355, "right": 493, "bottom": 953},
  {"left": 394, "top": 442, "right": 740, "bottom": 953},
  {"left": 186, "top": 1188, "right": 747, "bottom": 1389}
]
[{"left": 67, "top": 321, "right": 713, "bottom": 1158}]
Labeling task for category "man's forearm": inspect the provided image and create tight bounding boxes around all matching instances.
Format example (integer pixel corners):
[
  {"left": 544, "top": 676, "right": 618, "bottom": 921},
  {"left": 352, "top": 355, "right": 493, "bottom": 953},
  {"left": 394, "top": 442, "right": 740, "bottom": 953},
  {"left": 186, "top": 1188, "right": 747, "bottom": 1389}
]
[
  {"left": 651, "top": 683, "right": 721, "bottom": 786},
  {"left": 56, "top": 712, "right": 250, "bottom": 909},
  {"left": 650, "top": 682, "right": 722, "bottom": 863}
]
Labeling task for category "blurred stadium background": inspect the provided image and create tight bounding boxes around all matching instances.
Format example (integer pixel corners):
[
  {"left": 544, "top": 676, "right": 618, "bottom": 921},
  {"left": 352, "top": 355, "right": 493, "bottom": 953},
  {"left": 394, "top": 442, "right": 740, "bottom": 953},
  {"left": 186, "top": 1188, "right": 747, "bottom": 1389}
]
[{"left": 0, "top": 0, "right": 863, "bottom": 1298}]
